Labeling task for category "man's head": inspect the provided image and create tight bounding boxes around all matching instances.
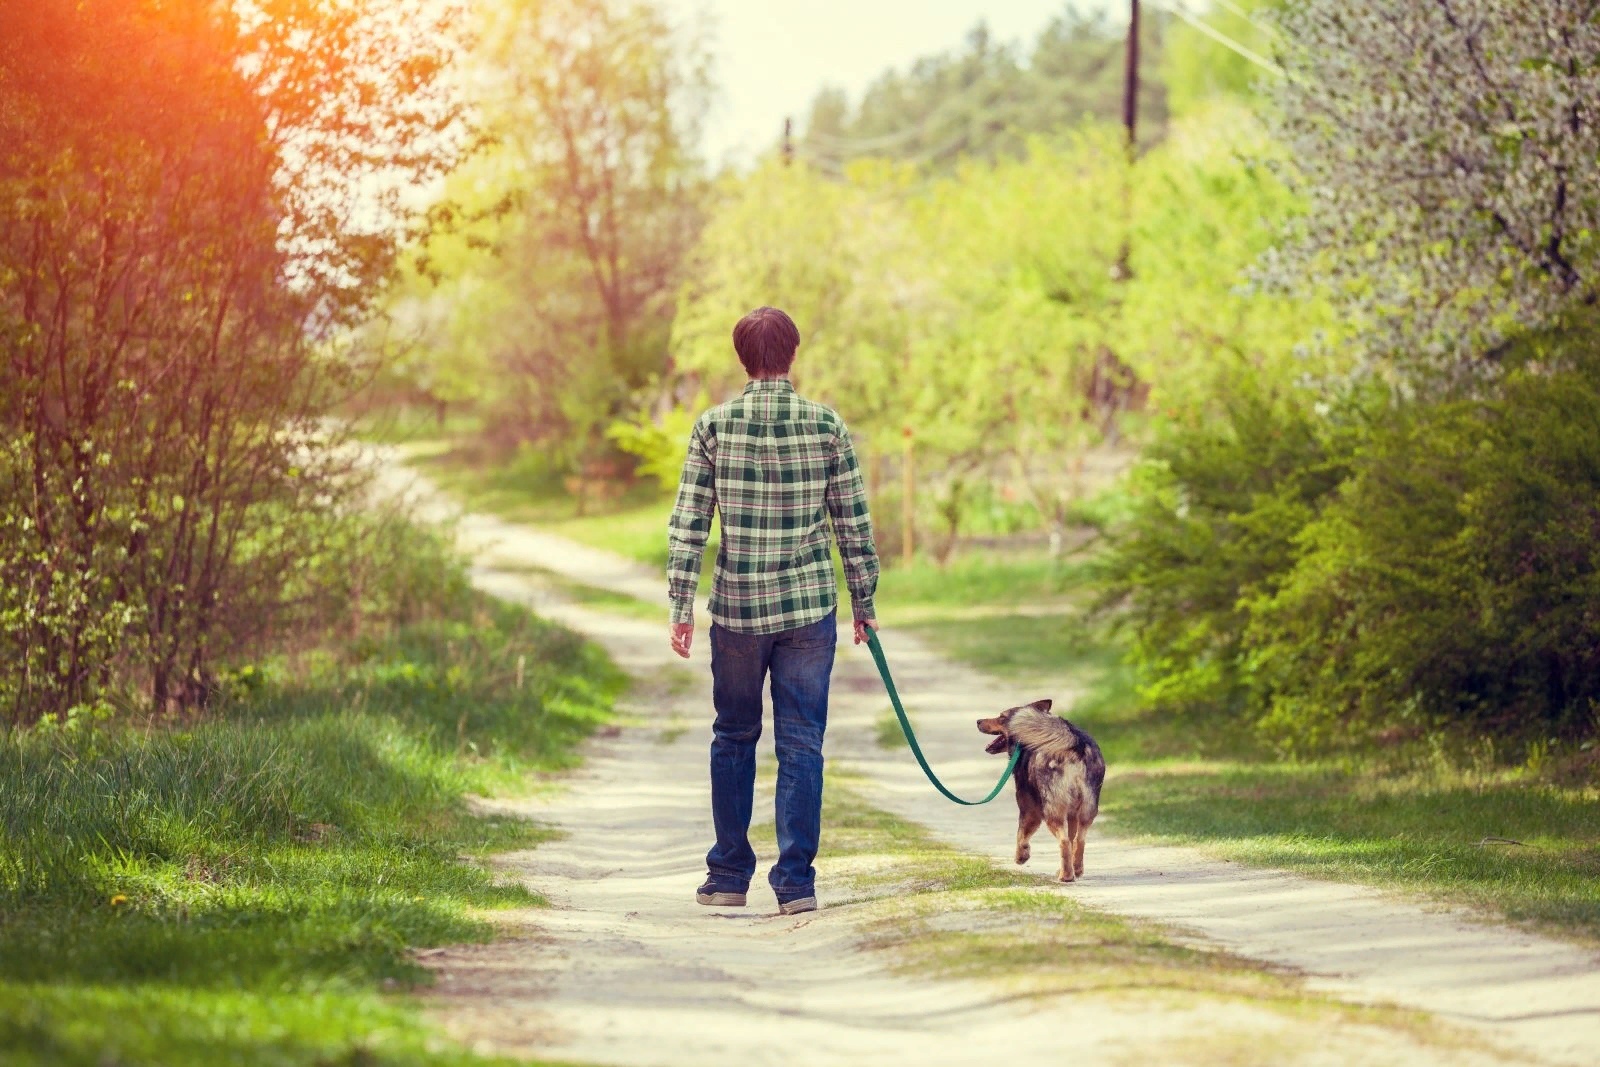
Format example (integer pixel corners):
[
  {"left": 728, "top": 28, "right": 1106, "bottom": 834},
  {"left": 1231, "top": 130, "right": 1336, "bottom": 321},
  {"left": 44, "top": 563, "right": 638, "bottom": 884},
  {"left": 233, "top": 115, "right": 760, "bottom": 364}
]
[{"left": 732, "top": 306, "right": 800, "bottom": 379}]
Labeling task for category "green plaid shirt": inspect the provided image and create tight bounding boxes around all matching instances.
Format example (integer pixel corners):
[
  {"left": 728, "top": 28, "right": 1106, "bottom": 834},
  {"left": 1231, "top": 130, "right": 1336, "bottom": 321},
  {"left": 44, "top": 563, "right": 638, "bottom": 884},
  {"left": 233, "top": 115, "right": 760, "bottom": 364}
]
[{"left": 668, "top": 378, "right": 879, "bottom": 634}]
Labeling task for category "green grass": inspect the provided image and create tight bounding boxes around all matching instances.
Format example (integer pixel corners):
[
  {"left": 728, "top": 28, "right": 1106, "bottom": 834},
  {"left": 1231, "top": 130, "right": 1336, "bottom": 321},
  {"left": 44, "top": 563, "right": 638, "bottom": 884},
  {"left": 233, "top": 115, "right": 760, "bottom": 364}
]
[
  {"left": 407, "top": 445, "right": 720, "bottom": 591},
  {"left": 348, "top": 406, "right": 485, "bottom": 447},
  {"left": 404, "top": 440, "right": 1098, "bottom": 618},
  {"left": 0, "top": 597, "right": 621, "bottom": 1066},
  {"left": 874, "top": 707, "right": 908, "bottom": 749},
  {"left": 873, "top": 551, "right": 1090, "bottom": 618},
  {"left": 910, "top": 609, "right": 1600, "bottom": 945},
  {"left": 900, "top": 610, "right": 1107, "bottom": 679}
]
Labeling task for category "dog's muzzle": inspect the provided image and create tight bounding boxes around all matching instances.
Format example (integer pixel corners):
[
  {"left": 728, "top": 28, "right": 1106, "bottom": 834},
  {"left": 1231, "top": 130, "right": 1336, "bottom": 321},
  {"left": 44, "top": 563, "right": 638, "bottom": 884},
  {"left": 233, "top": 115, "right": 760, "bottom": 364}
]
[{"left": 976, "top": 719, "right": 1009, "bottom": 755}]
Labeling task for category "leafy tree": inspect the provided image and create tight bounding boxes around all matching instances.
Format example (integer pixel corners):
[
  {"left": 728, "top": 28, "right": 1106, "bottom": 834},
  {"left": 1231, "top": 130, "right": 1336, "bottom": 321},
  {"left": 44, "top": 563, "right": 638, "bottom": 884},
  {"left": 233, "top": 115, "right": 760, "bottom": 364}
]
[
  {"left": 476, "top": 0, "right": 711, "bottom": 461},
  {"left": 1121, "top": 104, "right": 1339, "bottom": 409},
  {"left": 0, "top": 0, "right": 465, "bottom": 722},
  {"left": 1265, "top": 0, "right": 1600, "bottom": 371},
  {"left": 1160, "top": 0, "right": 1280, "bottom": 115},
  {"left": 1098, "top": 375, "right": 1369, "bottom": 725},
  {"left": 670, "top": 160, "right": 911, "bottom": 438},
  {"left": 799, "top": 9, "right": 1169, "bottom": 173}
]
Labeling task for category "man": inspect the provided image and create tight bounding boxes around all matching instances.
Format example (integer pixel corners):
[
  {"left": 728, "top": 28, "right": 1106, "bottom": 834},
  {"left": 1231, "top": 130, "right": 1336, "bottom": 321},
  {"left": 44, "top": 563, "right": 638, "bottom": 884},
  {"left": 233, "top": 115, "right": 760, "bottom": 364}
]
[{"left": 667, "top": 306, "right": 880, "bottom": 916}]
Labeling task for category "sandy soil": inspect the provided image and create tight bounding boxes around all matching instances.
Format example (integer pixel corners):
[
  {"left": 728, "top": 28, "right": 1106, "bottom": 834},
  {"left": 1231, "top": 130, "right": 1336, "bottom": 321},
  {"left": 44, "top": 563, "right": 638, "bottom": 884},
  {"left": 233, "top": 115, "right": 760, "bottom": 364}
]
[{"left": 370, "top": 453, "right": 1600, "bottom": 1066}]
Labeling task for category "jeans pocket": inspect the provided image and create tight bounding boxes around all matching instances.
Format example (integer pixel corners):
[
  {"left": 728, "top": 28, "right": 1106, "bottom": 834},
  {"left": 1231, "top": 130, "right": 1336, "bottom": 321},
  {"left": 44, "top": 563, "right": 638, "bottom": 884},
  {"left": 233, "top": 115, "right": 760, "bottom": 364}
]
[{"left": 785, "top": 612, "right": 837, "bottom": 650}]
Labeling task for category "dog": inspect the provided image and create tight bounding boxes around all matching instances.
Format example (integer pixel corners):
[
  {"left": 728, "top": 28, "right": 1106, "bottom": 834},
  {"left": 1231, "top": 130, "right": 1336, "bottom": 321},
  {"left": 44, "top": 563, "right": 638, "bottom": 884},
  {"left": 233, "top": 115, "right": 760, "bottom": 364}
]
[{"left": 976, "top": 699, "right": 1105, "bottom": 883}]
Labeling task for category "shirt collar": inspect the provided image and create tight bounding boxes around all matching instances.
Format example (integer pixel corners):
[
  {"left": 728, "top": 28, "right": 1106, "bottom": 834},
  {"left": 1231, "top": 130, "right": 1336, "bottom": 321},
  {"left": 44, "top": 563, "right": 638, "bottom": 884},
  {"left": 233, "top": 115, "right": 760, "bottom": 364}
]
[{"left": 743, "top": 377, "right": 794, "bottom": 395}]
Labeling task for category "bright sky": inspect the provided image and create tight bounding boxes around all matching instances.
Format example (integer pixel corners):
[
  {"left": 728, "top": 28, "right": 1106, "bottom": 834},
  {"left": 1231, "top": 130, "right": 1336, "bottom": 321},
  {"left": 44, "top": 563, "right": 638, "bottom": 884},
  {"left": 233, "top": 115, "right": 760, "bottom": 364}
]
[{"left": 666, "top": 0, "right": 1113, "bottom": 168}]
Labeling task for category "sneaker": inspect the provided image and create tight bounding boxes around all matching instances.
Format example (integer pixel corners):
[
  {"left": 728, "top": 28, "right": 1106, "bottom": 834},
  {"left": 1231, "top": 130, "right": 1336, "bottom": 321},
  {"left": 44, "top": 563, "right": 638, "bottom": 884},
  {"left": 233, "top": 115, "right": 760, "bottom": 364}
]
[
  {"left": 777, "top": 894, "right": 818, "bottom": 915},
  {"left": 695, "top": 879, "right": 747, "bottom": 907}
]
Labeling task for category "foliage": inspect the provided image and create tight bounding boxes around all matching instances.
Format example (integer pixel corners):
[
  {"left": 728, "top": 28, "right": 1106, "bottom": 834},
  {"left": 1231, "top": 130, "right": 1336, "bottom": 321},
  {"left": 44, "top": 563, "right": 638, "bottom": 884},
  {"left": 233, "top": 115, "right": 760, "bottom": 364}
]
[
  {"left": 606, "top": 399, "right": 706, "bottom": 492},
  {"left": 799, "top": 10, "right": 1169, "bottom": 171},
  {"left": 0, "top": 587, "right": 617, "bottom": 1065},
  {"left": 1104, "top": 323, "right": 1600, "bottom": 753},
  {"left": 0, "top": 0, "right": 467, "bottom": 723},
  {"left": 1098, "top": 370, "right": 1366, "bottom": 722},
  {"left": 1249, "top": 332, "right": 1600, "bottom": 750},
  {"left": 1160, "top": 0, "right": 1280, "bottom": 115},
  {"left": 672, "top": 105, "right": 1322, "bottom": 555},
  {"left": 373, "top": 0, "right": 711, "bottom": 468},
  {"left": 1094, "top": 1, "right": 1600, "bottom": 758},
  {"left": 1266, "top": 0, "right": 1600, "bottom": 368}
]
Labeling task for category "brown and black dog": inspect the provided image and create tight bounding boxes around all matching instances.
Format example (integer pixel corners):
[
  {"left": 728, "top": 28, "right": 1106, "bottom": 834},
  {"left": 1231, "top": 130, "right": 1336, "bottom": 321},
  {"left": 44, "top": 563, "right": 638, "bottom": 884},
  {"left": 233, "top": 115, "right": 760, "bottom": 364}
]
[{"left": 977, "top": 700, "right": 1106, "bottom": 883}]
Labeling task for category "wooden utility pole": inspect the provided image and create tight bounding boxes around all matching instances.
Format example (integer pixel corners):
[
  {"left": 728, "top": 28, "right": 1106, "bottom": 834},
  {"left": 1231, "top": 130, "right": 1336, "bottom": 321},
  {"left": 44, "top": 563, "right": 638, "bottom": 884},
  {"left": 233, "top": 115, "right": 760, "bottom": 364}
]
[
  {"left": 1116, "top": 0, "right": 1140, "bottom": 280},
  {"left": 1122, "top": 0, "right": 1140, "bottom": 151},
  {"left": 782, "top": 117, "right": 794, "bottom": 166}
]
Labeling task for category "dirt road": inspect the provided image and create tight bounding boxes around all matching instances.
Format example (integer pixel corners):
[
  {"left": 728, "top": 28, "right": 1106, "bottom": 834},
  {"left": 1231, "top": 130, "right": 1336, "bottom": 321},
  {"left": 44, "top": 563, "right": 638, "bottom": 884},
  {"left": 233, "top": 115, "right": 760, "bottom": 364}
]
[{"left": 372, "top": 455, "right": 1600, "bottom": 1066}]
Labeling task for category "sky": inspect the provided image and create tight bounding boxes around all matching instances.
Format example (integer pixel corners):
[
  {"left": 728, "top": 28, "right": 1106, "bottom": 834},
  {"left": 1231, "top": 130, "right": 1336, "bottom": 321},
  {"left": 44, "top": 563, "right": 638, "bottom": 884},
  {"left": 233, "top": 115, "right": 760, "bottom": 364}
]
[{"left": 663, "top": 0, "right": 1114, "bottom": 168}]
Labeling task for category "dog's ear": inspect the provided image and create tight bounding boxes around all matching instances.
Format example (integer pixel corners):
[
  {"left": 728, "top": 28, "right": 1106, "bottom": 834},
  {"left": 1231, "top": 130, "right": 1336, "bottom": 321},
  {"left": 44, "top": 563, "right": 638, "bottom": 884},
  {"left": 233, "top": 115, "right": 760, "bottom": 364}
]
[{"left": 1029, "top": 698, "right": 1053, "bottom": 713}]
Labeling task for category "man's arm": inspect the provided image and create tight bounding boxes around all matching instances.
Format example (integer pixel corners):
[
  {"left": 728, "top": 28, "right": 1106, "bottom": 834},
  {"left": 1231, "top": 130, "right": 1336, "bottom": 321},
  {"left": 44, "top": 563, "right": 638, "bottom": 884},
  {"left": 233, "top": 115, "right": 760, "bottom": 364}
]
[
  {"left": 667, "top": 419, "right": 715, "bottom": 653},
  {"left": 825, "top": 421, "right": 879, "bottom": 642}
]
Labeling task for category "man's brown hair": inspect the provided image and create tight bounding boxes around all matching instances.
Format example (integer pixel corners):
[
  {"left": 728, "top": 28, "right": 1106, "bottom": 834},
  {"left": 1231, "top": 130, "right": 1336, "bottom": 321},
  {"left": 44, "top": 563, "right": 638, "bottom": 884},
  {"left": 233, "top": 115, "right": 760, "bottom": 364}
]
[{"left": 732, "top": 307, "right": 800, "bottom": 378}]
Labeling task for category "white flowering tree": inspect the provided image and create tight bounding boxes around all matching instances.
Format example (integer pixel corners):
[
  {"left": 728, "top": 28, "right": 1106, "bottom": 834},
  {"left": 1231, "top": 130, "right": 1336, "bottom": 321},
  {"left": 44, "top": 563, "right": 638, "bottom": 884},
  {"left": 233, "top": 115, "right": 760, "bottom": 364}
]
[{"left": 1266, "top": 0, "right": 1600, "bottom": 371}]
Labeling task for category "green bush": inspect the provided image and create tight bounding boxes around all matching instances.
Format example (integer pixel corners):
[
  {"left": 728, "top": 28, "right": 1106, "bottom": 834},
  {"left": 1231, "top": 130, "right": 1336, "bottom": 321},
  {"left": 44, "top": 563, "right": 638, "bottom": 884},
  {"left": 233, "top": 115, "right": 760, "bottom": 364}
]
[
  {"left": 1249, "top": 344, "right": 1600, "bottom": 750},
  {"left": 1104, "top": 330, "right": 1600, "bottom": 757},
  {"left": 1099, "top": 370, "right": 1367, "bottom": 721}
]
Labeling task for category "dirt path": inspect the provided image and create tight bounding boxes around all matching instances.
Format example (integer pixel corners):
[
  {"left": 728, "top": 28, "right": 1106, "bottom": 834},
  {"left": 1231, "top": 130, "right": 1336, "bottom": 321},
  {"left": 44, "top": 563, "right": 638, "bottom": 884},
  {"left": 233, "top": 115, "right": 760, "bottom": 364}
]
[{"left": 372, "top": 455, "right": 1600, "bottom": 1066}]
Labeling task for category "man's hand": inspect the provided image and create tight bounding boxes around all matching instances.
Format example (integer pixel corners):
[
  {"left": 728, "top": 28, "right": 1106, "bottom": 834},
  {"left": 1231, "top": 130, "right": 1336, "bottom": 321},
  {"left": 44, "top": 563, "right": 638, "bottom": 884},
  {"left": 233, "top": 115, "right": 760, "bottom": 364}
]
[
  {"left": 670, "top": 621, "right": 694, "bottom": 659},
  {"left": 853, "top": 618, "right": 878, "bottom": 645}
]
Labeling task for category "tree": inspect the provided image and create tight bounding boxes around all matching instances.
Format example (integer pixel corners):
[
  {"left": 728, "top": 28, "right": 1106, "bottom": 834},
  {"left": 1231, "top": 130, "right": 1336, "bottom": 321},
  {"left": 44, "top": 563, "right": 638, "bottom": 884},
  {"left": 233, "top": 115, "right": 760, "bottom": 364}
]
[
  {"left": 0, "top": 0, "right": 467, "bottom": 723},
  {"left": 797, "top": 10, "right": 1170, "bottom": 174},
  {"left": 475, "top": 0, "right": 711, "bottom": 463},
  {"left": 1265, "top": 0, "right": 1600, "bottom": 372}
]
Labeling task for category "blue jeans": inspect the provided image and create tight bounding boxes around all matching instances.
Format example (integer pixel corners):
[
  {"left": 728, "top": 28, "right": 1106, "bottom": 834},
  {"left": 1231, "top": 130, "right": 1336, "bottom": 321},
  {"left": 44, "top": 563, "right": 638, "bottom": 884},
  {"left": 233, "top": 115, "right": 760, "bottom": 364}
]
[{"left": 705, "top": 612, "right": 836, "bottom": 899}]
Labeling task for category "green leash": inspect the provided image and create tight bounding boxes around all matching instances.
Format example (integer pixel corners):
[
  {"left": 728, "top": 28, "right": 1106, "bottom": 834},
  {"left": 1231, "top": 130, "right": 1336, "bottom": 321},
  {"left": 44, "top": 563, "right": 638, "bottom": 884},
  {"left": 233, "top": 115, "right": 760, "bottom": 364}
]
[{"left": 864, "top": 625, "right": 1020, "bottom": 805}]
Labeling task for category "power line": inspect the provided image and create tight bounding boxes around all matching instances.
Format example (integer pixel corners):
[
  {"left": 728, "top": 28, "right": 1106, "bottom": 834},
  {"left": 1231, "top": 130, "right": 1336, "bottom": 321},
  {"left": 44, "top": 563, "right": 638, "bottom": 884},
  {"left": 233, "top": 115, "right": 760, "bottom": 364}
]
[
  {"left": 803, "top": 121, "right": 936, "bottom": 154},
  {"left": 1209, "top": 0, "right": 1279, "bottom": 37},
  {"left": 1156, "top": 1, "right": 1283, "bottom": 76}
]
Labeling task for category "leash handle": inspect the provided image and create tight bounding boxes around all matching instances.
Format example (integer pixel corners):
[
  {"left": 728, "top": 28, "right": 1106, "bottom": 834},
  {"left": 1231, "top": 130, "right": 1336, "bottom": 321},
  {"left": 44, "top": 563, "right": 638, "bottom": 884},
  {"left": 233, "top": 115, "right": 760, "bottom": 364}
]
[{"left": 864, "top": 625, "right": 1019, "bottom": 806}]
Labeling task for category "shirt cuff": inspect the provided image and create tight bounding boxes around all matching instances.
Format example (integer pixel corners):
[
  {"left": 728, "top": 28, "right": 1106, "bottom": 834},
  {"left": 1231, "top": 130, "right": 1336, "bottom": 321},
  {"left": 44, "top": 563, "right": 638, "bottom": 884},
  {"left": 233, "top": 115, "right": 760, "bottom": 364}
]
[
  {"left": 669, "top": 597, "right": 695, "bottom": 625},
  {"left": 849, "top": 595, "right": 876, "bottom": 622}
]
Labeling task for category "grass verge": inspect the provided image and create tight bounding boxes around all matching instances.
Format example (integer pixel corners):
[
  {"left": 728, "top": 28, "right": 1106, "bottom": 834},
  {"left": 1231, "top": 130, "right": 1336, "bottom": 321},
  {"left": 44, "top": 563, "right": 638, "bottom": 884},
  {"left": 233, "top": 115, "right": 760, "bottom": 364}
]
[{"left": 0, "top": 597, "right": 622, "bottom": 1066}]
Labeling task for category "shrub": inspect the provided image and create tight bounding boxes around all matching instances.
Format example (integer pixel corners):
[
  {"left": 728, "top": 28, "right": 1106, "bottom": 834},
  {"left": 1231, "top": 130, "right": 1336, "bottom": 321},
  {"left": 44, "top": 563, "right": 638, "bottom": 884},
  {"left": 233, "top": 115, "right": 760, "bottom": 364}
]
[
  {"left": 1105, "top": 324, "right": 1600, "bottom": 757},
  {"left": 1248, "top": 337, "right": 1600, "bottom": 750},
  {"left": 1098, "top": 370, "right": 1366, "bottom": 720}
]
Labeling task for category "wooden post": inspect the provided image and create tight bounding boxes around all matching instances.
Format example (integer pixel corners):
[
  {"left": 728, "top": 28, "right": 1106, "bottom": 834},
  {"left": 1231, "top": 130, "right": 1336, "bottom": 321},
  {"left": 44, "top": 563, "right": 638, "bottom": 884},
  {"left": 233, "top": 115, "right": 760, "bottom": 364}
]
[
  {"left": 1122, "top": 0, "right": 1141, "bottom": 151},
  {"left": 901, "top": 426, "right": 915, "bottom": 566},
  {"left": 1116, "top": 0, "right": 1140, "bottom": 281}
]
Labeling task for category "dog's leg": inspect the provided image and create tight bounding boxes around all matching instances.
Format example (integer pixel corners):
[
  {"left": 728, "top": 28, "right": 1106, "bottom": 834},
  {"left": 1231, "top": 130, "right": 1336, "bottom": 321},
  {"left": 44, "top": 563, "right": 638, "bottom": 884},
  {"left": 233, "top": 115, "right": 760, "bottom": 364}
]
[
  {"left": 1073, "top": 817, "right": 1091, "bottom": 878},
  {"left": 1057, "top": 815, "right": 1081, "bottom": 882},
  {"left": 1015, "top": 801, "right": 1042, "bottom": 865}
]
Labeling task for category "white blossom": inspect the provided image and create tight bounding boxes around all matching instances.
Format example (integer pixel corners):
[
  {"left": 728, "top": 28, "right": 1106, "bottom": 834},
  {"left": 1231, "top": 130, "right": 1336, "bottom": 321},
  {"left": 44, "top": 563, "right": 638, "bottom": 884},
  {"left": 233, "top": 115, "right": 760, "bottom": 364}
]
[{"left": 1263, "top": 0, "right": 1600, "bottom": 374}]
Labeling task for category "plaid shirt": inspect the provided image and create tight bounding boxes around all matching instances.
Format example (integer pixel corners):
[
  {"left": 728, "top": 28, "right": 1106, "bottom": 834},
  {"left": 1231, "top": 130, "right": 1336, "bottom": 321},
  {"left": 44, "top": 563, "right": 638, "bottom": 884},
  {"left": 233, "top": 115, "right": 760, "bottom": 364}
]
[{"left": 668, "top": 378, "right": 879, "bottom": 634}]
